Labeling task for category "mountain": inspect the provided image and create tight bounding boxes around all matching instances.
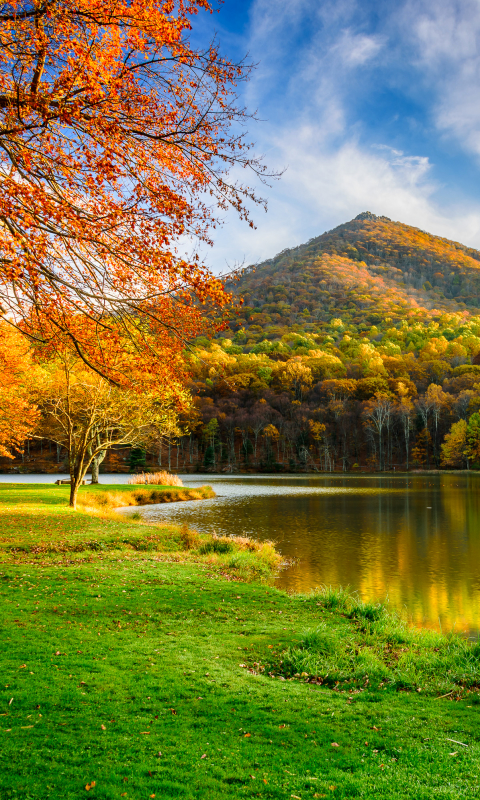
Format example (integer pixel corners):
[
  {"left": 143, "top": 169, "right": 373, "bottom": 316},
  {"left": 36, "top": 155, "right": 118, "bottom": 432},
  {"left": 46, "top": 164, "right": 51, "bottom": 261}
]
[
  {"left": 5, "top": 213, "right": 480, "bottom": 475},
  {"left": 225, "top": 212, "right": 480, "bottom": 333}
]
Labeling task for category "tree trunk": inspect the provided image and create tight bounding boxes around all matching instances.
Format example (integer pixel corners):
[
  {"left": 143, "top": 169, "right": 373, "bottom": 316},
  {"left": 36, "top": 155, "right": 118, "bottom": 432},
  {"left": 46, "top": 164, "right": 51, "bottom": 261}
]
[
  {"left": 69, "top": 480, "right": 80, "bottom": 509},
  {"left": 91, "top": 451, "right": 106, "bottom": 484}
]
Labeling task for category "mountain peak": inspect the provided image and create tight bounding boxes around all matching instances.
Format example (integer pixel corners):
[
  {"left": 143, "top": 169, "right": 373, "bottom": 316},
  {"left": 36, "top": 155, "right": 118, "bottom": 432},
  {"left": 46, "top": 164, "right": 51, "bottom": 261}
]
[{"left": 354, "top": 211, "right": 391, "bottom": 222}]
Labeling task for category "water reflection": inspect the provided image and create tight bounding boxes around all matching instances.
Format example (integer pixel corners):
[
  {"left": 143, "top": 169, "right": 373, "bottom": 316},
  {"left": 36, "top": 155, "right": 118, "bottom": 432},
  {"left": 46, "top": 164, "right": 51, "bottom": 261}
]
[{"left": 127, "top": 473, "right": 480, "bottom": 636}]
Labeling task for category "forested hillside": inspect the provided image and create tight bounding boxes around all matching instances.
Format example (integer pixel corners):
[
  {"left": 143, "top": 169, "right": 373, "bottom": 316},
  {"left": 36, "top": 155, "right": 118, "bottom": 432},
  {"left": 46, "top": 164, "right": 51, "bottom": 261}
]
[
  {"left": 4, "top": 213, "right": 480, "bottom": 475},
  {"left": 183, "top": 213, "right": 480, "bottom": 472}
]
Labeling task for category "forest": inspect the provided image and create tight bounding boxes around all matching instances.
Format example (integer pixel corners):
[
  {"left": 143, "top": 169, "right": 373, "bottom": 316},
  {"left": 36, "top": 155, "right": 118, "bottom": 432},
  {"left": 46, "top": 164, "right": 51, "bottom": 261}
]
[{"left": 6, "top": 212, "right": 480, "bottom": 475}]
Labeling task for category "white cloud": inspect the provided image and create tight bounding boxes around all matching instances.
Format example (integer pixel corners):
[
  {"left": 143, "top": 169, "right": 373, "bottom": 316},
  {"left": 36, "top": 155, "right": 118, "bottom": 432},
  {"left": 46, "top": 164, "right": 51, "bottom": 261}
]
[
  {"left": 400, "top": 0, "right": 480, "bottom": 156},
  {"left": 196, "top": 0, "right": 480, "bottom": 273},
  {"left": 332, "top": 30, "right": 384, "bottom": 67},
  {"left": 205, "top": 126, "right": 480, "bottom": 273}
]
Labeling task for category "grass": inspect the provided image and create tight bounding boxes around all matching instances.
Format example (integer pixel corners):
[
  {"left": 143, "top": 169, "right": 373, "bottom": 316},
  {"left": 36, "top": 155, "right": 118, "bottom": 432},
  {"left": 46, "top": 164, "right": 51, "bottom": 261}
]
[
  {"left": 75, "top": 484, "right": 215, "bottom": 511},
  {"left": 260, "top": 586, "right": 480, "bottom": 697},
  {"left": 1, "top": 484, "right": 480, "bottom": 799}
]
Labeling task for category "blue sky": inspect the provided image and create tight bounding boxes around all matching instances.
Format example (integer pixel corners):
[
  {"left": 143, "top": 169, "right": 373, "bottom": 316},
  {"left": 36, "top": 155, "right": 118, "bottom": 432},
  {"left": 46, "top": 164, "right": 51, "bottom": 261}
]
[{"left": 191, "top": 0, "right": 480, "bottom": 273}]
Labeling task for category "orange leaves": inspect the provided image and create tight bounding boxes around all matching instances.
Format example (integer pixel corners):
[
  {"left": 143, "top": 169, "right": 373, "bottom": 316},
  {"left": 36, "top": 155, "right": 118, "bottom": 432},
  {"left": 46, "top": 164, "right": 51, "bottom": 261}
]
[
  {"left": 0, "top": 0, "right": 264, "bottom": 373},
  {"left": 85, "top": 781, "right": 96, "bottom": 791},
  {"left": 0, "top": 322, "right": 39, "bottom": 459}
]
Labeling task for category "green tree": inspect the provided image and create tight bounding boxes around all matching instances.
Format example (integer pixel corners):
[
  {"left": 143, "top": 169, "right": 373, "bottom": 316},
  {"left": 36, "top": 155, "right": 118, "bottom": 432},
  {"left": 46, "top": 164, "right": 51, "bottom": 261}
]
[{"left": 465, "top": 413, "right": 480, "bottom": 465}]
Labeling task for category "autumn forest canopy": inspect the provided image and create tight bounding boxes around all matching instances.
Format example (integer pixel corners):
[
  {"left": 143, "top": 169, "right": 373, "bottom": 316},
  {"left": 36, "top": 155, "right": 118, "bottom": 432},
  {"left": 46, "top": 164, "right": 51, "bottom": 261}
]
[{"left": 183, "top": 212, "right": 480, "bottom": 473}]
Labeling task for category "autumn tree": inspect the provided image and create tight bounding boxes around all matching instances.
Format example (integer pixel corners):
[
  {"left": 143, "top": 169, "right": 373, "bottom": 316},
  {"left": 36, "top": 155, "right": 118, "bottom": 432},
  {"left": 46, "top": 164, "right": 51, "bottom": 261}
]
[
  {"left": 0, "top": 0, "right": 270, "bottom": 370},
  {"left": 395, "top": 382, "right": 413, "bottom": 470},
  {"left": 34, "top": 318, "right": 188, "bottom": 507},
  {"left": 465, "top": 413, "right": 480, "bottom": 465},
  {"left": 425, "top": 384, "right": 451, "bottom": 467},
  {"left": 363, "top": 392, "right": 393, "bottom": 471},
  {"left": 441, "top": 420, "right": 468, "bottom": 469},
  {"left": 0, "top": 322, "right": 39, "bottom": 458}
]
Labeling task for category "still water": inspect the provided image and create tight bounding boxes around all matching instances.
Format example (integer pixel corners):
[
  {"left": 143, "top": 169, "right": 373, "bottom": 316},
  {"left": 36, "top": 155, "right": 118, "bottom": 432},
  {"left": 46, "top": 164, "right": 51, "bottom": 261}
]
[
  {"left": 2, "top": 472, "right": 480, "bottom": 635},
  {"left": 126, "top": 473, "right": 480, "bottom": 636}
]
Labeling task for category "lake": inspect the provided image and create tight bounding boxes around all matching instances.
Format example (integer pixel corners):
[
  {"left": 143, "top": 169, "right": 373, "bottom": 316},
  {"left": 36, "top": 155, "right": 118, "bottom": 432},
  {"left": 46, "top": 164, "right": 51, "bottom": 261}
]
[
  {"left": 126, "top": 473, "right": 480, "bottom": 636},
  {"left": 2, "top": 472, "right": 480, "bottom": 635}
]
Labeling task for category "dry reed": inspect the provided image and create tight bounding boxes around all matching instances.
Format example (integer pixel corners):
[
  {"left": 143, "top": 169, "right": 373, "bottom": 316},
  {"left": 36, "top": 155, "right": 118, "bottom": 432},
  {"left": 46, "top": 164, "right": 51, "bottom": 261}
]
[{"left": 127, "top": 471, "right": 183, "bottom": 486}]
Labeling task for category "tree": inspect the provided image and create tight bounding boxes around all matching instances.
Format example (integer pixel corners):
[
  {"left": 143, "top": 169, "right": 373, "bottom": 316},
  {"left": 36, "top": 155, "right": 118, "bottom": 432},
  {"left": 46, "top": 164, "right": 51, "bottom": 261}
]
[
  {"left": 280, "top": 359, "right": 313, "bottom": 401},
  {"left": 363, "top": 392, "right": 393, "bottom": 471},
  {"left": 415, "top": 392, "right": 434, "bottom": 469},
  {"left": 37, "top": 358, "right": 182, "bottom": 507},
  {"left": 465, "top": 413, "right": 480, "bottom": 465},
  {"left": 202, "top": 417, "right": 219, "bottom": 469},
  {"left": 441, "top": 420, "right": 468, "bottom": 469},
  {"left": 0, "top": 322, "right": 39, "bottom": 458},
  {"left": 35, "top": 320, "right": 186, "bottom": 507},
  {"left": 425, "top": 383, "right": 450, "bottom": 467},
  {"left": 395, "top": 382, "right": 413, "bottom": 470},
  {"left": 0, "top": 0, "right": 270, "bottom": 370}
]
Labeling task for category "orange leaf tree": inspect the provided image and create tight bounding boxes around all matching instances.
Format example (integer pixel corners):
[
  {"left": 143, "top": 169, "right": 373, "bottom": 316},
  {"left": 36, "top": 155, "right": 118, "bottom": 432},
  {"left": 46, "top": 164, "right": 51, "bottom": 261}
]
[
  {"left": 0, "top": 0, "right": 267, "bottom": 366},
  {"left": 0, "top": 322, "right": 39, "bottom": 458}
]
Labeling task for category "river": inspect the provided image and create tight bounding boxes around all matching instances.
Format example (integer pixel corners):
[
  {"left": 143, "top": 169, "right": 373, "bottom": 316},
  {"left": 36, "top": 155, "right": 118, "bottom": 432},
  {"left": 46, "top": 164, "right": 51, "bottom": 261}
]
[{"left": 2, "top": 472, "right": 480, "bottom": 635}]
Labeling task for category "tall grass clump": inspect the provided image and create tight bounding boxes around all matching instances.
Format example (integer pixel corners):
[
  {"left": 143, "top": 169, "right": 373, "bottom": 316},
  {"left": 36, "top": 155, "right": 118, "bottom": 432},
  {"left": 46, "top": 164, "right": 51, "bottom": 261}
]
[{"left": 128, "top": 471, "right": 183, "bottom": 486}]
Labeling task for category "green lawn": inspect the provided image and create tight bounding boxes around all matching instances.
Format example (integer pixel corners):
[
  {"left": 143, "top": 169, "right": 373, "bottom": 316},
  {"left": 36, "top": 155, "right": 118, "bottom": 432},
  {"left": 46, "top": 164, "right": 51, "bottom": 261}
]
[{"left": 0, "top": 484, "right": 479, "bottom": 799}]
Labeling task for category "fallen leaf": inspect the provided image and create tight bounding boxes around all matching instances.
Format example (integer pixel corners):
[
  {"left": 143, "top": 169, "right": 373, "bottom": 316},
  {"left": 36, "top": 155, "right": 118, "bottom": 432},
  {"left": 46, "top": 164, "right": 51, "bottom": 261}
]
[
  {"left": 150, "top": 795, "right": 156, "bottom": 798},
  {"left": 139, "top": 731, "right": 150, "bottom": 735},
  {"left": 263, "top": 779, "right": 268, "bottom": 784},
  {"left": 100, "top": 724, "right": 106, "bottom": 731},
  {"left": 200, "top": 754, "right": 207, "bottom": 759},
  {"left": 449, "top": 752, "right": 458, "bottom": 756},
  {"left": 85, "top": 781, "right": 96, "bottom": 791},
  {"left": 331, "top": 742, "right": 339, "bottom": 747},
  {"left": 372, "top": 726, "right": 380, "bottom": 731},
  {"left": 244, "top": 733, "right": 251, "bottom": 737}
]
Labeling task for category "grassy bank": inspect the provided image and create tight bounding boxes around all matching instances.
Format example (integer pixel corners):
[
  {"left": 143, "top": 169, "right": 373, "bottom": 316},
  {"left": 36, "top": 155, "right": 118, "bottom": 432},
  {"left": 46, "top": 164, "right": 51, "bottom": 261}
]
[{"left": 0, "top": 485, "right": 479, "bottom": 799}]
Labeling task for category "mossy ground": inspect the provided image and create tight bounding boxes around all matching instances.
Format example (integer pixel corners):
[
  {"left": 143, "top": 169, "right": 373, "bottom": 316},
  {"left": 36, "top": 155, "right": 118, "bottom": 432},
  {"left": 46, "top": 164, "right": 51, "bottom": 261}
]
[{"left": 0, "top": 484, "right": 479, "bottom": 799}]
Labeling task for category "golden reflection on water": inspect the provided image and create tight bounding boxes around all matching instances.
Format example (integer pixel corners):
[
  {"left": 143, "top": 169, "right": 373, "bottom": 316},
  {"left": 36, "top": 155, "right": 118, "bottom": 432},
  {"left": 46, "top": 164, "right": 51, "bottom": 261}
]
[{"left": 145, "top": 474, "right": 480, "bottom": 635}]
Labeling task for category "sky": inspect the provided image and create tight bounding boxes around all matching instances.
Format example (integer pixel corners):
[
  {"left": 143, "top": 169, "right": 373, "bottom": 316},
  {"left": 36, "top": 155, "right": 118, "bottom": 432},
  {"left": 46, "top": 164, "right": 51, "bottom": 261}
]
[{"left": 190, "top": 0, "right": 480, "bottom": 274}]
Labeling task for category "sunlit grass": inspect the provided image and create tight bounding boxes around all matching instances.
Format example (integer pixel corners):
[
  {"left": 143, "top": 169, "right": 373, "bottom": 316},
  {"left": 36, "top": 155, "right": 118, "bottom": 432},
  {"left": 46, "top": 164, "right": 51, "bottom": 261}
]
[
  {"left": 261, "top": 585, "right": 480, "bottom": 696},
  {"left": 1, "top": 486, "right": 480, "bottom": 798}
]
